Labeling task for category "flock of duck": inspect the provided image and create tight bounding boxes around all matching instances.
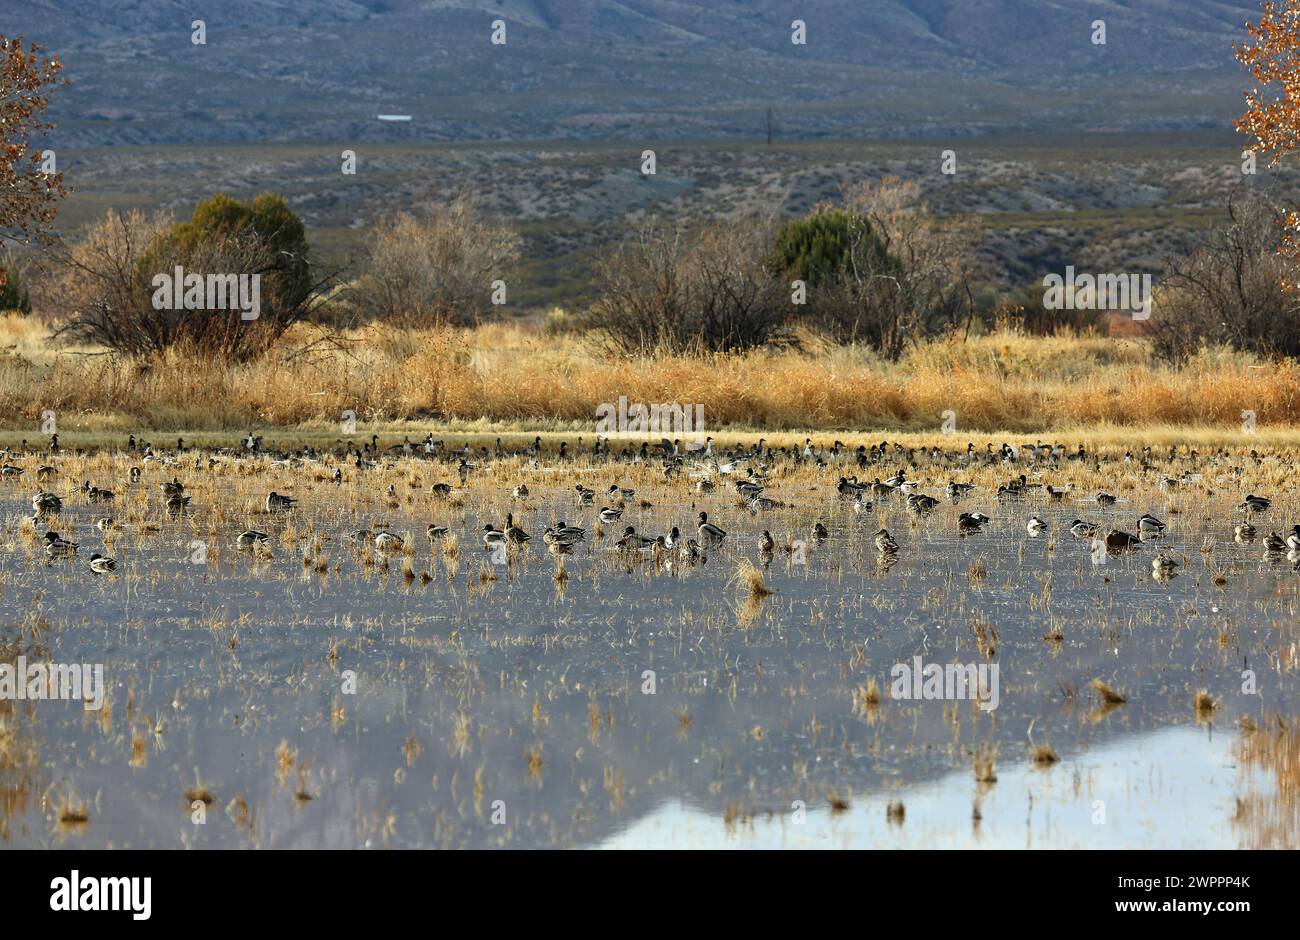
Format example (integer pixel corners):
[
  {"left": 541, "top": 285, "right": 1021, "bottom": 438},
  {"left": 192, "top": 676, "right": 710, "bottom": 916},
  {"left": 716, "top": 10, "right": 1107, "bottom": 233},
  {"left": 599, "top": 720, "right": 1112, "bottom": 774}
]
[{"left": 3, "top": 432, "right": 1299, "bottom": 578}]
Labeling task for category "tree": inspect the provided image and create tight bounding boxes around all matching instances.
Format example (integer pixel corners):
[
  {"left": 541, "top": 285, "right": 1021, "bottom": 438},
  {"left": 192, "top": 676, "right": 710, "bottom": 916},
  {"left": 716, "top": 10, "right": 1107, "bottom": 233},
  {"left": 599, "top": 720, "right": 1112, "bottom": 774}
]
[
  {"left": 0, "top": 36, "right": 67, "bottom": 249},
  {"left": 1237, "top": 1, "right": 1300, "bottom": 282},
  {"left": 0, "top": 252, "right": 32, "bottom": 313}
]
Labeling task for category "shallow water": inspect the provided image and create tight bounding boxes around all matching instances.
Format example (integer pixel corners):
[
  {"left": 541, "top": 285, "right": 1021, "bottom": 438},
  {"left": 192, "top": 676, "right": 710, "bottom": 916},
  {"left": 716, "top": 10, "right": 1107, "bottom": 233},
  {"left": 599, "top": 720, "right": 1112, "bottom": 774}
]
[{"left": 1, "top": 456, "right": 1297, "bottom": 848}]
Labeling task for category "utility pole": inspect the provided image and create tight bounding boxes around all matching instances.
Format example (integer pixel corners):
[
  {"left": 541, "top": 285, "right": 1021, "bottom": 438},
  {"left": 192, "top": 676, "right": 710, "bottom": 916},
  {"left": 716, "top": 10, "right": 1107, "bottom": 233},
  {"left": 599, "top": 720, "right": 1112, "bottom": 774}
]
[{"left": 766, "top": 107, "right": 773, "bottom": 145}]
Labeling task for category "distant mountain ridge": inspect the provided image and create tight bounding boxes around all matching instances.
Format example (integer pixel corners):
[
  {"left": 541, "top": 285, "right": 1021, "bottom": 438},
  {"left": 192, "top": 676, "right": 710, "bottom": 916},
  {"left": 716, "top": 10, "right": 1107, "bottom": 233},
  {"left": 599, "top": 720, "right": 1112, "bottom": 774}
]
[{"left": 22, "top": 0, "right": 1263, "bottom": 145}]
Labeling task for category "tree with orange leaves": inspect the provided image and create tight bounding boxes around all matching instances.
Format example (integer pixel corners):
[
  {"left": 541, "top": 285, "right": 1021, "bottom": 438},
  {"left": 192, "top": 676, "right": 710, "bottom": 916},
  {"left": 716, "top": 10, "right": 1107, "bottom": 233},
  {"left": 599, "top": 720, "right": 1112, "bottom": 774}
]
[
  {"left": 1, "top": 35, "right": 67, "bottom": 253},
  {"left": 1237, "top": 2, "right": 1300, "bottom": 285}
]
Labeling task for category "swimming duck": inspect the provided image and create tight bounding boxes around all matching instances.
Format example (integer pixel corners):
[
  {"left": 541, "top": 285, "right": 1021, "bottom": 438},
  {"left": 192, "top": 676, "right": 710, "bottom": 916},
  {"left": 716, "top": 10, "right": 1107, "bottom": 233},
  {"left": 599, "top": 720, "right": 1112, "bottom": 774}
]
[
  {"left": 1264, "top": 532, "right": 1287, "bottom": 552},
  {"left": 266, "top": 492, "right": 298, "bottom": 512},
  {"left": 429, "top": 483, "right": 454, "bottom": 499},
  {"left": 811, "top": 522, "right": 829, "bottom": 541},
  {"left": 554, "top": 521, "right": 586, "bottom": 542},
  {"left": 874, "top": 528, "right": 899, "bottom": 554},
  {"left": 426, "top": 524, "right": 449, "bottom": 541},
  {"left": 946, "top": 481, "right": 975, "bottom": 500},
  {"left": 32, "top": 491, "right": 62, "bottom": 514},
  {"left": 166, "top": 493, "right": 191, "bottom": 515},
  {"left": 758, "top": 530, "right": 776, "bottom": 553},
  {"left": 575, "top": 485, "right": 596, "bottom": 504},
  {"left": 615, "top": 526, "right": 658, "bottom": 550},
  {"left": 1137, "top": 513, "right": 1167, "bottom": 535},
  {"left": 957, "top": 512, "right": 990, "bottom": 532},
  {"left": 235, "top": 529, "right": 270, "bottom": 549},
  {"left": 1096, "top": 493, "right": 1117, "bottom": 506},
  {"left": 374, "top": 531, "right": 404, "bottom": 552},
  {"left": 906, "top": 494, "right": 939, "bottom": 515},
  {"left": 599, "top": 506, "right": 623, "bottom": 524},
  {"left": 43, "top": 531, "right": 79, "bottom": 558},
  {"left": 853, "top": 495, "right": 873, "bottom": 514},
  {"left": 609, "top": 484, "right": 635, "bottom": 501},
  {"left": 95, "top": 517, "right": 116, "bottom": 532},
  {"left": 1233, "top": 521, "right": 1257, "bottom": 543},
  {"left": 697, "top": 512, "right": 727, "bottom": 546},
  {"left": 160, "top": 478, "right": 185, "bottom": 497},
  {"left": 482, "top": 525, "right": 506, "bottom": 548},
  {"left": 1070, "top": 519, "right": 1098, "bottom": 539},
  {"left": 504, "top": 513, "right": 531, "bottom": 544},
  {"left": 1105, "top": 529, "right": 1141, "bottom": 552},
  {"left": 1286, "top": 526, "right": 1300, "bottom": 551},
  {"left": 1027, "top": 516, "right": 1048, "bottom": 535},
  {"left": 1152, "top": 553, "right": 1179, "bottom": 576},
  {"left": 1240, "top": 495, "right": 1271, "bottom": 514},
  {"left": 88, "top": 553, "right": 117, "bottom": 574}
]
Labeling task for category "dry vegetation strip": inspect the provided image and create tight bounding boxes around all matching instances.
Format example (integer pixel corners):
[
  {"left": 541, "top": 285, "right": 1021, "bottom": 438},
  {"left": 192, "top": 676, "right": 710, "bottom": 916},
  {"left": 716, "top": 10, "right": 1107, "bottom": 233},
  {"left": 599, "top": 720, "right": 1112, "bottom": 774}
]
[{"left": 3, "top": 314, "right": 1299, "bottom": 435}]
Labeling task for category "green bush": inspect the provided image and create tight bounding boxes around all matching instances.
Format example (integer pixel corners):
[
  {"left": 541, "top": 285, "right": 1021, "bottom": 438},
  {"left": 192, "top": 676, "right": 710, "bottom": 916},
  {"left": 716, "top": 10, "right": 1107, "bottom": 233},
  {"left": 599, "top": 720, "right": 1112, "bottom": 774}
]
[{"left": 0, "top": 253, "right": 32, "bottom": 314}]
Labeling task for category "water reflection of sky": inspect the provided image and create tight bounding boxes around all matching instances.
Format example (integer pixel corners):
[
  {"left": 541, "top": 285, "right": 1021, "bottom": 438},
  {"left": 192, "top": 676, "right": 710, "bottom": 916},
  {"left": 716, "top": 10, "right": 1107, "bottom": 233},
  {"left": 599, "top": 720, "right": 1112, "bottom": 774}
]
[
  {"left": 601, "top": 727, "right": 1253, "bottom": 849},
  {"left": 2, "top": 476, "right": 1296, "bottom": 848}
]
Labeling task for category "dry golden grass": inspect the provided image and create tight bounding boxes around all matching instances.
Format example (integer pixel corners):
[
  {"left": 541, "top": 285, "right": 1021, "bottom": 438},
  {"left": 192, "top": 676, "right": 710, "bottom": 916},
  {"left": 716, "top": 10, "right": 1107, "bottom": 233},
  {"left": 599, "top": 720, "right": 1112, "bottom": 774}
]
[{"left": 5, "top": 314, "right": 1300, "bottom": 438}]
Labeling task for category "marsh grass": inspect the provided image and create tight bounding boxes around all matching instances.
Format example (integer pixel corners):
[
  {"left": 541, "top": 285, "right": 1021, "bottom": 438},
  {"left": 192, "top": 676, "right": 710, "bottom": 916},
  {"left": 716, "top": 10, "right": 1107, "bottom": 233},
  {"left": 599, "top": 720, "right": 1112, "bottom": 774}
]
[{"left": 7, "top": 315, "right": 1300, "bottom": 436}]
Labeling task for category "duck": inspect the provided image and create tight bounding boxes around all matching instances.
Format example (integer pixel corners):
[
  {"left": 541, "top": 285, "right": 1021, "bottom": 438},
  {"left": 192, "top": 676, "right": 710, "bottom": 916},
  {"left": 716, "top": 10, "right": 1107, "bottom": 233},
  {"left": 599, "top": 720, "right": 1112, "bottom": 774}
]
[
  {"left": 664, "top": 526, "right": 681, "bottom": 548},
  {"left": 511, "top": 484, "right": 529, "bottom": 499},
  {"left": 957, "top": 512, "right": 990, "bottom": 532},
  {"left": 1233, "top": 521, "right": 1257, "bottom": 543},
  {"left": 483, "top": 525, "right": 507, "bottom": 547},
  {"left": 504, "top": 513, "right": 530, "bottom": 544},
  {"left": 811, "top": 522, "right": 829, "bottom": 541},
  {"left": 43, "top": 531, "right": 79, "bottom": 558},
  {"left": 1104, "top": 529, "right": 1141, "bottom": 552},
  {"left": 615, "top": 526, "right": 658, "bottom": 550},
  {"left": 374, "top": 531, "right": 404, "bottom": 552},
  {"left": 554, "top": 521, "right": 586, "bottom": 542},
  {"left": 429, "top": 483, "right": 454, "bottom": 499},
  {"left": 88, "top": 552, "right": 117, "bottom": 574},
  {"left": 235, "top": 529, "right": 270, "bottom": 549},
  {"left": 695, "top": 479, "right": 716, "bottom": 494},
  {"left": 1264, "top": 532, "right": 1287, "bottom": 552},
  {"left": 697, "top": 512, "right": 727, "bottom": 546},
  {"left": 1239, "top": 495, "right": 1271, "bottom": 514},
  {"left": 32, "top": 491, "right": 62, "bottom": 514},
  {"left": 35, "top": 465, "right": 56, "bottom": 482},
  {"left": 160, "top": 477, "right": 185, "bottom": 497},
  {"left": 946, "top": 481, "right": 975, "bottom": 500},
  {"left": 906, "top": 493, "right": 940, "bottom": 515},
  {"left": 1070, "top": 519, "right": 1098, "bottom": 539},
  {"left": 598, "top": 506, "right": 623, "bottom": 524},
  {"left": 1137, "top": 513, "right": 1167, "bottom": 535},
  {"left": 1096, "top": 493, "right": 1117, "bottom": 506},
  {"left": 1286, "top": 526, "right": 1300, "bottom": 551},
  {"left": 166, "top": 493, "right": 191, "bottom": 515},
  {"left": 95, "top": 517, "right": 117, "bottom": 532},
  {"left": 266, "top": 492, "right": 298, "bottom": 512},
  {"left": 609, "top": 484, "right": 635, "bottom": 501},
  {"left": 874, "top": 528, "right": 899, "bottom": 554},
  {"left": 84, "top": 483, "right": 115, "bottom": 503},
  {"left": 426, "top": 524, "right": 449, "bottom": 541},
  {"left": 1152, "top": 553, "right": 1180, "bottom": 576},
  {"left": 747, "top": 495, "right": 781, "bottom": 512},
  {"left": 853, "top": 495, "right": 873, "bottom": 514},
  {"left": 758, "top": 530, "right": 776, "bottom": 553},
  {"left": 1027, "top": 516, "right": 1048, "bottom": 535}
]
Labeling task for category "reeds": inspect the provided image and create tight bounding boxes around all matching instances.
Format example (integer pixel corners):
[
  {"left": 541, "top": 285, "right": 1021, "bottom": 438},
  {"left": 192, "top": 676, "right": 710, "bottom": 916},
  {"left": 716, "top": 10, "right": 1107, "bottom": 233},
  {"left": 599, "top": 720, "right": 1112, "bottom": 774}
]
[{"left": 7, "top": 314, "right": 1300, "bottom": 434}]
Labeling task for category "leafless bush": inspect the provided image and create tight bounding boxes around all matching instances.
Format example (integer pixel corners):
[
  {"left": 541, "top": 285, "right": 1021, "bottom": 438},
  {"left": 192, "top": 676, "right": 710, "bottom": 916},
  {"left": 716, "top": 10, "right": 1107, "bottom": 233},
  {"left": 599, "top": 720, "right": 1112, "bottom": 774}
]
[
  {"left": 588, "top": 217, "right": 792, "bottom": 355},
  {"left": 1153, "top": 193, "right": 1300, "bottom": 361},
  {"left": 50, "top": 207, "right": 324, "bottom": 361},
  {"left": 815, "top": 177, "right": 978, "bottom": 357},
  {"left": 359, "top": 193, "right": 522, "bottom": 327}
]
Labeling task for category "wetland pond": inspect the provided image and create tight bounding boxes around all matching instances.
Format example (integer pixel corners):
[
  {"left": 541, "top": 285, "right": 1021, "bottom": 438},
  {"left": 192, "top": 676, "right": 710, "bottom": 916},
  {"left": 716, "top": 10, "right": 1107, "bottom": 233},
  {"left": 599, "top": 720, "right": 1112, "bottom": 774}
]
[{"left": 1, "top": 451, "right": 1297, "bottom": 848}]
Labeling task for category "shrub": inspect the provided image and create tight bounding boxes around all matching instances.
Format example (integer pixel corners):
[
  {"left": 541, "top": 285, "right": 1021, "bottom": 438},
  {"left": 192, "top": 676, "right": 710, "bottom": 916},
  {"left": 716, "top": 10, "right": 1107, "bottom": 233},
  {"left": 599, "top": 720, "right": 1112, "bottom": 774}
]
[
  {"left": 0, "top": 252, "right": 31, "bottom": 314},
  {"left": 53, "top": 194, "right": 319, "bottom": 361},
  {"left": 359, "top": 193, "right": 522, "bottom": 327},
  {"left": 1153, "top": 193, "right": 1300, "bottom": 361},
  {"left": 587, "top": 217, "right": 791, "bottom": 355}
]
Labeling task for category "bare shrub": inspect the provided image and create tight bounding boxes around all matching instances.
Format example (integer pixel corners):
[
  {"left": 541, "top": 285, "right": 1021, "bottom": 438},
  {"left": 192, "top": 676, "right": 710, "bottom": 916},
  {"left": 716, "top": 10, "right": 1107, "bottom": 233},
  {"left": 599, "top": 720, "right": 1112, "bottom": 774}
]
[
  {"left": 359, "top": 193, "right": 522, "bottom": 327},
  {"left": 1153, "top": 193, "right": 1300, "bottom": 361},
  {"left": 588, "top": 217, "right": 791, "bottom": 355}
]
